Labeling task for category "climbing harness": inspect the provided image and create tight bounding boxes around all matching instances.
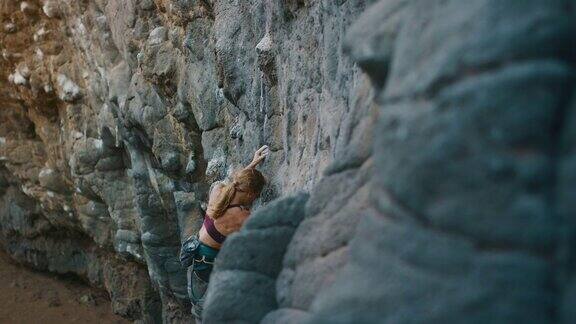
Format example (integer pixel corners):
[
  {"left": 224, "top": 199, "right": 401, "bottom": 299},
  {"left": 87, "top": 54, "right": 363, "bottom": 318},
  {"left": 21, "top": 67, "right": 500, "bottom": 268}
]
[
  {"left": 194, "top": 255, "right": 215, "bottom": 265},
  {"left": 180, "top": 234, "right": 201, "bottom": 268}
]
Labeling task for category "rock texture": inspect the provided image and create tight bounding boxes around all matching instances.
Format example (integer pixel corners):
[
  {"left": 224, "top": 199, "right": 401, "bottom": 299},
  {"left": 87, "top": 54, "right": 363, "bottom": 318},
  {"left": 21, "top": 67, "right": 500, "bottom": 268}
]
[
  {"left": 204, "top": 193, "right": 309, "bottom": 323},
  {"left": 0, "top": 0, "right": 575, "bottom": 323}
]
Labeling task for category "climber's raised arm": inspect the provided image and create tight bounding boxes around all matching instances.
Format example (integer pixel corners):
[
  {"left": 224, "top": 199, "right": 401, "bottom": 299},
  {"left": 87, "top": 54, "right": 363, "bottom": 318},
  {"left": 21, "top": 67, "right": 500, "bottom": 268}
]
[{"left": 244, "top": 145, "right": 270, "bottom": 170}]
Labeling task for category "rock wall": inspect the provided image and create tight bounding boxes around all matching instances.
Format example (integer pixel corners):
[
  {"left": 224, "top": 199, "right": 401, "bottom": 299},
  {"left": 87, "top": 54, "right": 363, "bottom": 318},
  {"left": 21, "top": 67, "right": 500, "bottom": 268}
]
[
  {"left": 203, "top": 0, "right": 576, "bottom": 323},
  {"left": 1, "top": 0, "right": 575, "bottom": 323},
  {"left": 0, "top": 0, "right": 371, "bottom": 322}
]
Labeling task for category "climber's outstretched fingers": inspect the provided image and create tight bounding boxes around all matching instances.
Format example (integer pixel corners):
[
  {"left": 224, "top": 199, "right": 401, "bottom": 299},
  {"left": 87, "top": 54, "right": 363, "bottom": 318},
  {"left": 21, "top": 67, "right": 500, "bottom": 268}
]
[{"left": 247, "top": 145, "right": 270, "bottom": 169}]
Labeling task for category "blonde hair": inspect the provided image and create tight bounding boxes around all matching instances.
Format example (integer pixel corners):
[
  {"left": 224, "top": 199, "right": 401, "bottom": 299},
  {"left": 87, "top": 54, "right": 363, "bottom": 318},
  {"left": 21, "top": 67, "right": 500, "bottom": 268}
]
[{"left": 211, "top": 168, "right": 266, "bottom": 219}]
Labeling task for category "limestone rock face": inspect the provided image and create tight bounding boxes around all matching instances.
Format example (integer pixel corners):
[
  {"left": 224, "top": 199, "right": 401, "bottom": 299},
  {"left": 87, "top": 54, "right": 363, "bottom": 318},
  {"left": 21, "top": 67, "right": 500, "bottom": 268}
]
[{"left": 0, "top": 0, "right": 575, "bottom": 323}]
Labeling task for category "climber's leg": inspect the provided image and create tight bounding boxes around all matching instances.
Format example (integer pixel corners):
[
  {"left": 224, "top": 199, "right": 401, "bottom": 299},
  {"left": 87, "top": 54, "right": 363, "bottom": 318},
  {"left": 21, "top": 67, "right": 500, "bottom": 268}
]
[
  {"left": 187, "top": 263, "right": 206, "bottom": 316},
  {"left": 195, "top": 267, "right": 212, "bottom": 282},
  {"left": 188, "top": 256, "right": 215, "bottom": 320},
  {"left": 182, "top": 238, "right": 218, "bottom": 320}
]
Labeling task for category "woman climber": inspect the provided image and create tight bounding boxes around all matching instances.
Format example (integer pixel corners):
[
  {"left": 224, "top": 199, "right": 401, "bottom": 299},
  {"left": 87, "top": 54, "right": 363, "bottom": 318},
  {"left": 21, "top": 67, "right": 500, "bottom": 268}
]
[{"left": 180, "top": 145, "right": 269, "bottom": 318}]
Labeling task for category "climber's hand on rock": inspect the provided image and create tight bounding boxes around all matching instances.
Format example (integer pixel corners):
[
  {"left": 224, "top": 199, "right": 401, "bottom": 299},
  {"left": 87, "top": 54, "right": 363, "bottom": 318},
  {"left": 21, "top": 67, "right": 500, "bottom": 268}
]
[{"left": 249, "top": 145, "right": 269, "bottom": 168}]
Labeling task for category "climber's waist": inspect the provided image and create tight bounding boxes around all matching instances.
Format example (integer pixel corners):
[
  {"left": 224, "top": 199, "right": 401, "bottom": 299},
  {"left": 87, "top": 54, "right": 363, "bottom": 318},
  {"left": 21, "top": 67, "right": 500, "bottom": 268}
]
[
  {"left": 180, "top": 235, "right": 219, "bottom": 268},
  {"left": 191, "top": 242, "right": 218, "bottom": 273},
  {"left": 203, "top": 215, "right": 227, "bottom": 244},
  {"left": 196, "top": 242, "right": 219, "bottom": 262}
]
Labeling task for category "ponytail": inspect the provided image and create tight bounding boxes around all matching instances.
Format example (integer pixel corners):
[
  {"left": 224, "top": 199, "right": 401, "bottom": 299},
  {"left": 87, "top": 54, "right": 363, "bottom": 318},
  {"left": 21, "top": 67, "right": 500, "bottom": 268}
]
[
  {"left": 209, "top": 169, "right": 266, "bottom": 219},
  {"left": 210, "top": 182, "right": 237, "bottom": 219}
]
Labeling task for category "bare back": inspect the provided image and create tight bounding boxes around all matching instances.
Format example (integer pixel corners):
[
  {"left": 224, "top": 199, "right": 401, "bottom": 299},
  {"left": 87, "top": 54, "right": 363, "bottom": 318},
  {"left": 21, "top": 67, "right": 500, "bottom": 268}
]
[{"left": 199, "top": 183, "right": 251, "bottom": 248}]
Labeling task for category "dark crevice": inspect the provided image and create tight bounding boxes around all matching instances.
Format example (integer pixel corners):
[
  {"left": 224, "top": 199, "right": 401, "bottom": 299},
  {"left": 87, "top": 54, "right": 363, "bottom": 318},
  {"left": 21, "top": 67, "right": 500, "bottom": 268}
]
[
  {"left": 382, "top": 57, "right": 576, "bottom": 106},
  {"left": 323, "top": 150, "right": 372, "bottom": 176},
  {"left": 202, "top": 123, "right": 225, "bottom": 133},
  {"left": 377, "top": 185, "right": 557, "bottom": 263},
  {"left": 547, "top": 81, "right": 576, "bottom": 322}
]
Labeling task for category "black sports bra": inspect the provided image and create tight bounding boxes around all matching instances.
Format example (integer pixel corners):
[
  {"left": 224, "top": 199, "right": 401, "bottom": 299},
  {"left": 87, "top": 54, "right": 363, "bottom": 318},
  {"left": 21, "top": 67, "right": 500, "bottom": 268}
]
[{"left": 203, "top": 204, "right": 249, "bottom": 244}]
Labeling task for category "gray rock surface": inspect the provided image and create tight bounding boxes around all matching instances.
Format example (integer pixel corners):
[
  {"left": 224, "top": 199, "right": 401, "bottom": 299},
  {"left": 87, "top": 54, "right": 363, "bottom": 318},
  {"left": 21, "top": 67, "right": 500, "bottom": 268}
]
[
  {"left": 0, "top": 0, "right": 574, "bottom": 323},
  {"left": 305, "top": 1, "right": 576, "bottom": 324},
  {"left": 203, "top": 193, "right": 309, "bottom": 323}
]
